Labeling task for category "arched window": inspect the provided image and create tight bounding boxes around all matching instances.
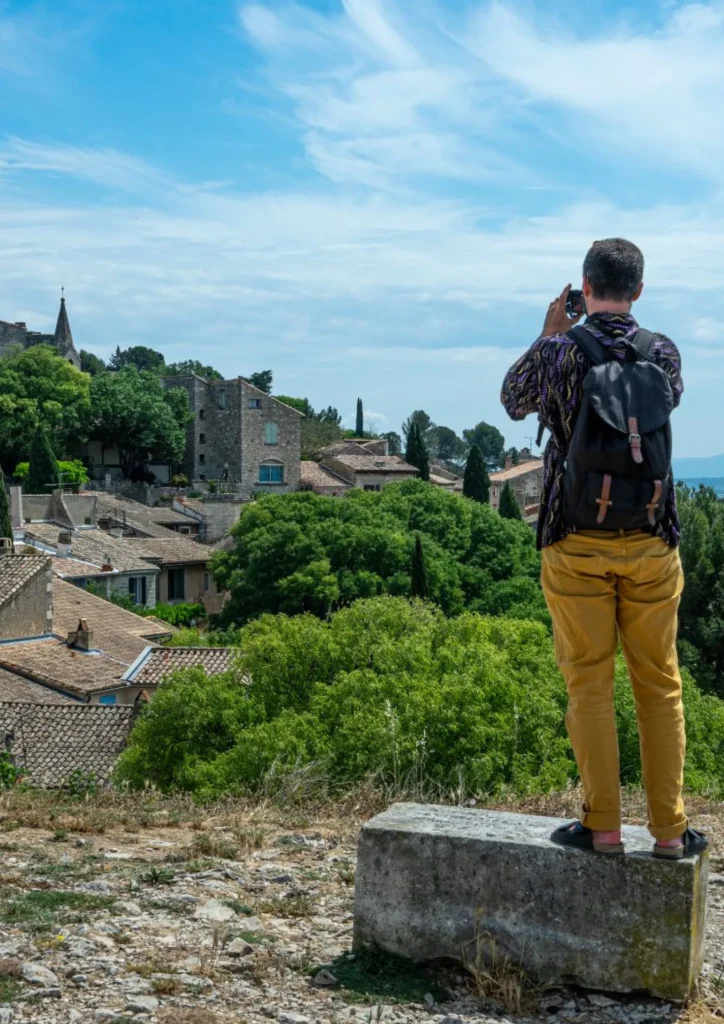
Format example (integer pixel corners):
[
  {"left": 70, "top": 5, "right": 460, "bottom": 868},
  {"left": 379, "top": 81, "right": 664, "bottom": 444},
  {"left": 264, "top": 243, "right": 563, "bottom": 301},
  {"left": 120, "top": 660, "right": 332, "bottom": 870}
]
[{"left": 258, "top": 461, "right": 284, "bottom": 484}]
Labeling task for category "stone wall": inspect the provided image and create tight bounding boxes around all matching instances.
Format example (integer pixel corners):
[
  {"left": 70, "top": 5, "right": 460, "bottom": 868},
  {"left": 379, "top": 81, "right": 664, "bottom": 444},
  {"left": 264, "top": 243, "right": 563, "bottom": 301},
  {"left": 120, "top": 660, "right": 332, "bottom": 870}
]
[
  {"left": 0, "top": 562, "right": 53, "bottom": 641},
  {"left": 161, "top": 376, "right": 301, "bottom": 497},
  {"left": 490, "top": 464, "right": 544, "bottom": 512},
  {"left": 239, "top": 382, "right": 301, "bottom": 498},
  {"left": 0, "top": 320, "right": 27, "bottom": 357}
]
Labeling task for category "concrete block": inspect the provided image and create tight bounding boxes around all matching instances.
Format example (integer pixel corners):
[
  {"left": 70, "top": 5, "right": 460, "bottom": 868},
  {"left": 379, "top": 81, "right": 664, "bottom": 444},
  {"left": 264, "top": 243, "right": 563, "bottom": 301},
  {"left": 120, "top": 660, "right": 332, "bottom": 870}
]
[{"left": 353, "top": 804, "right": 708, "bottom": 1001}]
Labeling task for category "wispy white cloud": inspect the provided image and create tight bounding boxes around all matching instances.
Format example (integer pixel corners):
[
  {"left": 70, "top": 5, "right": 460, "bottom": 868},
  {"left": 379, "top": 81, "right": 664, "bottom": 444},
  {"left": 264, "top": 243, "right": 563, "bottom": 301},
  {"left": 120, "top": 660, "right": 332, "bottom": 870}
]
[{"left": 465, "top": 1, "right": 724, "bottom": 179}]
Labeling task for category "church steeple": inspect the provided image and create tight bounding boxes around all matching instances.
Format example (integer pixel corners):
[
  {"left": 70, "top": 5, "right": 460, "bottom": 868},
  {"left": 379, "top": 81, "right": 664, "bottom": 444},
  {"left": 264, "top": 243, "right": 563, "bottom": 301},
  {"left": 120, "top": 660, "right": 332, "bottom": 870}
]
[{"left": 54, "top": 290, "right": 74, "bottom": 350}]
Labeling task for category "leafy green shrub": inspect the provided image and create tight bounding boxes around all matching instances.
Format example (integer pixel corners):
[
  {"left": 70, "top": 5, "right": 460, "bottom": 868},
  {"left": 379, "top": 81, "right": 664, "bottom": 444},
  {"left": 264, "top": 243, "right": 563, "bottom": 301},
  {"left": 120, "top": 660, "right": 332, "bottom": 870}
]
[
  {"left": 0, "top": 752, "right": 23, "bottom": 791},
  {"left": 115, "top": 596, "right": 724, "bottom": 801},
  {"left": 171, "top": 474, "right": 189, "bottom": 487},
  {"left": 14, "top": 458, "right": 89, "bottom": 486},
  {"left": 212, "top": 481, "right": 546, "bottom": 625},
  {"left": 149, "top": 603, "right": 204, "bottom": 628},
  {"left": 84, "top": 585, "right": 203, "bottom": 627}
]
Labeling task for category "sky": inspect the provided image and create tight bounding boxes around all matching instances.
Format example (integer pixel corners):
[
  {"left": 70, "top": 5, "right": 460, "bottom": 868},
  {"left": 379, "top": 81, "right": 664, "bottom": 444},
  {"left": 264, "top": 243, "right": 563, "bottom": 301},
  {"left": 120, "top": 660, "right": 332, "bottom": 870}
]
[{"left": 2, "top": 0, "right": 724, "bottom": 455}]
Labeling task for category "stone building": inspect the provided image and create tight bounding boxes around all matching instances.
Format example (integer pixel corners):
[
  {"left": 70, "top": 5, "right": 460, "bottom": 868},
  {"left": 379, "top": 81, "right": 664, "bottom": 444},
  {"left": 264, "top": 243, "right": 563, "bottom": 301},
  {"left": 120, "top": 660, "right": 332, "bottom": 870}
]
[
  {"left": 490, "top": 459, "right": 545, "bottom": 516},
  {"left": 164, "top": 375, "right": 303, "bottom": 498},
  {"left": 0, "top": 296, "right": 80, "bottom": 369}
]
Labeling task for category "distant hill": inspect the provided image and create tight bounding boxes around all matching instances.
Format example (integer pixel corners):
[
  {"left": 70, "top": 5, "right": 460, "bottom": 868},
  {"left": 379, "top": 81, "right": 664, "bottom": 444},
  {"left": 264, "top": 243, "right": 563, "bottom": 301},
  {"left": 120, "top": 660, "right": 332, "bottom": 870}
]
[{"left": 672, "top": 454, "right": 724, "bottom": 481}]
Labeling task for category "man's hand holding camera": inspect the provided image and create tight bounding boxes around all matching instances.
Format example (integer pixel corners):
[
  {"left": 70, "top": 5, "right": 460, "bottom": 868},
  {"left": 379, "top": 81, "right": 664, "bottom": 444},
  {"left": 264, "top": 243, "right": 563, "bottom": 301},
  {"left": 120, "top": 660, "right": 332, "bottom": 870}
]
[{"left": 541, "top": 283, "right": 584, "bottom": 338}]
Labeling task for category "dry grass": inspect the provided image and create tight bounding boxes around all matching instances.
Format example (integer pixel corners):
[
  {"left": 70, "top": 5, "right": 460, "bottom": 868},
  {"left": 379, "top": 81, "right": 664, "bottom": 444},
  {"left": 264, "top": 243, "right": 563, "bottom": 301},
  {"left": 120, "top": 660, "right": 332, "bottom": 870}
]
[
  {"left": 682, "top": 999, "right": 724, "bottom": 1024},
  {"left": 151, "top": 976, "right": 183, "bottom": 996},
  {"left": 462, "top": 915, "right": 538, "bottom": 1016},
  {"left": 157, "top": 1010, "right": 220, "bottom": 1024}
]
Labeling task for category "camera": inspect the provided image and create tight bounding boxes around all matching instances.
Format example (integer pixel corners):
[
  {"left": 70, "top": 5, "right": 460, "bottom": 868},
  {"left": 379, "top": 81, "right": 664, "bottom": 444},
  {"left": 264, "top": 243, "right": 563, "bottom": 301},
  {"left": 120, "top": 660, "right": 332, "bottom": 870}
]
[{"left": 566, "top": 289, "right": 585, "bottom": 318}]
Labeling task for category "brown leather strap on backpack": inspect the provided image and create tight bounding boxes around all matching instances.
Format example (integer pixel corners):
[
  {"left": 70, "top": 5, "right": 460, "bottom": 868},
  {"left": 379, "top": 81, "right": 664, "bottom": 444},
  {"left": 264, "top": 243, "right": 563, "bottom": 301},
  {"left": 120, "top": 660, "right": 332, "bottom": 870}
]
[
  {"left": 596, "top": 474, "right": 613, "bottom": 524},
  {"left": 628, "top": 417, "right": 644, "bottom": 464},
  {"left": 646, "top": 480, "right": 663, "bottom": 526}
]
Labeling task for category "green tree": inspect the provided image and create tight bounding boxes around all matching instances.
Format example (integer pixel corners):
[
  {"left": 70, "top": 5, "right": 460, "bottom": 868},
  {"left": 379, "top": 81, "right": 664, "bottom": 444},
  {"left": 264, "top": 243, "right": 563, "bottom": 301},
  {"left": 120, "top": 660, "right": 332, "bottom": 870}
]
[
  {"left": 276, "top": 396, "right": 314, "bottom": 416},
  {"left": 676, "top": 484, "right": 724, "bottom": 695},
  {"left": 405, "top": 422, "right": 430, "bottom": 481},
  {"left": 355, "top": 398, "right": 364, "bottom": 437},
  {"left": 499, "top": 481, "right": 522, "bottom": 520},
  {"left": 463, "top": 421, "right": 506, "bottom": 470},
  {"left": 411, "top": 534, "right": 430, "bottom": 599},
  {"left": 384, "top": 431, "right": 402, "bottom": 456},
  {"left": 80, "top": 350, "right": 106, "bottom": 375},
  {"left": 0, "top": 467, "right": 12, "bottom": 543},
  {"left": 211, "top": 481, "right": 544, "bottom": 626},
  {"left": 89, "top": 367, "right": 191, "bottom": 482},
  {"left": 402, "top": 409, "right": 434, "bottom": 444},
  {"left": 109, "top": 345, "right": 166, "bottom": 373},
  {"left": 164, "top": 360, "right": 223, "bottom": 381},
  {"left": 505, "top": 447, "right": 521, "bottom": 467},
  {"left": 26, "top": 423, "right": 59, "bottom": 494},
  {"left": 463, "top": 445, "right": 490, "bottom": 504},
  {"left": 0, "top": 345, "right": 91, "bottom": 473},
  {"left": 247, "top": 370, "right": 273, "bottom": 394},
  {"left": 317, "top": 406, "right": 342, "bottom": 426},
  {"left": 116, "top": 596, "right": 724, "bottom": 801},
  {"left": 436, "top": 426, "right": 465, "bottom": 465}
]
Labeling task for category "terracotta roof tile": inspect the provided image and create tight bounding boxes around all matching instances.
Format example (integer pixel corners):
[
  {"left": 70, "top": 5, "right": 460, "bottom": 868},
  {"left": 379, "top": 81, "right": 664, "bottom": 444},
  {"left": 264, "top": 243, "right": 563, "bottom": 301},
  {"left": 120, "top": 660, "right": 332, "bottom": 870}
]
[
  {"left": 84, "top": 492, "right": 192, "bottom": 528},
  {"left": 0, "top": 554, "right": 50, "bottom": 609},
  {"left": 0, "top": 703, "right": 135, "bottom": 786},
  {"left": 0, "top": 638, "right": 128, "bottom": 697},
  {"left": 124, "top": 536, "right": 210, "bottom": 566},
  {"left": 330, "top": 454, "right": 418, "bottom": 474},
  {"left": 0, "top": 668, "right": 73, "bottom": 705},
  {"left": 52, "top": 578, "right": 173, "bottom": 664},
  {"left": 300, "top": 462, "right": 351, "bottom": 489},
  {"left": 489, "top": 460, "right": 545, "bottom": 482},
  {"left": 128, "top": 647, "right": 234, "bottom": 686},
  {"left": 25, "top": 524, "right": 158, "bottom": 573}
]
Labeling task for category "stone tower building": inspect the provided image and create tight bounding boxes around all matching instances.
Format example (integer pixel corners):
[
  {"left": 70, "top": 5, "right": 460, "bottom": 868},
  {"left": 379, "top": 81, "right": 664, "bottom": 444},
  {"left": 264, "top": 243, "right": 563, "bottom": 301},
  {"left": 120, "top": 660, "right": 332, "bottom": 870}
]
[
  {"left": 164, "top": 374, "right": 303, "bottom": 498},
  {"left": 0, "top": 296, "right": 81, "bottom": 369}
]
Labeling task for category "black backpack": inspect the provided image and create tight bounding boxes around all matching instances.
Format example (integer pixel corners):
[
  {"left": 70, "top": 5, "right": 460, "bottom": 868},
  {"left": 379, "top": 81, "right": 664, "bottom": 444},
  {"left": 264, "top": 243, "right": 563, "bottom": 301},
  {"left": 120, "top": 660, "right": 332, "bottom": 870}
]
[{"left": 562, "top": 325, "right": 674, "bottom": 532}]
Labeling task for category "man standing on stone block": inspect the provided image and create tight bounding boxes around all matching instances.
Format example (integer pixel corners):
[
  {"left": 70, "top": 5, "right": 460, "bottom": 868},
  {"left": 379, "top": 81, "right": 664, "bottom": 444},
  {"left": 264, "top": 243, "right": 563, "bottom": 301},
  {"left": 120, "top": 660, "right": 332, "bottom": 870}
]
[{"left": 501, "top": 237, "right": 707, "bottom": 860}]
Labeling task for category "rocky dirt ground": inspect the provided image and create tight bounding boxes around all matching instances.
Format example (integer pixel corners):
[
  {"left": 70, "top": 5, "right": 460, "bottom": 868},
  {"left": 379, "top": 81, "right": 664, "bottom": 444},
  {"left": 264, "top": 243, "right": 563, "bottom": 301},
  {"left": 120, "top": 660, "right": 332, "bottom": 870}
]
[{"left": 0, "top": 789, "right": 722, "bottom": 1024}]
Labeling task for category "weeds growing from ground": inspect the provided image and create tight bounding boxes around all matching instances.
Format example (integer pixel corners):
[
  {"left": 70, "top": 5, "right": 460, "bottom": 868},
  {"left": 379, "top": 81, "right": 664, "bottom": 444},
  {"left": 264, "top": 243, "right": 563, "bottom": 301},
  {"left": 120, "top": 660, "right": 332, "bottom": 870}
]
[{"left": 462, "top": 916, "right": 538, "bottom": 1015}]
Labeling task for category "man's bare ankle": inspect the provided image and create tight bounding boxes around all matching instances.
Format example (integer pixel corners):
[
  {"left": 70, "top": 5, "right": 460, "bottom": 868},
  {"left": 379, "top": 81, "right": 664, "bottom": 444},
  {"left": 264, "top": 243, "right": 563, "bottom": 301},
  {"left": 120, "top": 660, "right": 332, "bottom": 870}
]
[{"left": 592, "top": 829, "right": 622, "bottom": 845}]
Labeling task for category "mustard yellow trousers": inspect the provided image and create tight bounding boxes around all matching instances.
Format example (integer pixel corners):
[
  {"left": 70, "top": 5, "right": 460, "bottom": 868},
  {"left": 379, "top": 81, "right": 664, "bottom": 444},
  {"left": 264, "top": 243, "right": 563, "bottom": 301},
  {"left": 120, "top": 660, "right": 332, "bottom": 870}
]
[{"left": 541, "top": 530, "right": 687, "bottom": 840}]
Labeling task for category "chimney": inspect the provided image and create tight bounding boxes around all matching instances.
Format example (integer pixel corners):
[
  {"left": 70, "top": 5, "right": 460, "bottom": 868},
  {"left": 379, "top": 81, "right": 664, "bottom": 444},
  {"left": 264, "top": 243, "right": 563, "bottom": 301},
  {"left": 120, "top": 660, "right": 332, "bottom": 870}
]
[
  {"left": 57, "top": 530, "right": 72, "bottom": 557},
  {"left": 504, "top": 455, "right": 513, "bottom": 470},
  {"left": 101, "top": 554, "right": 113, "bottom": 573},
  {"left": 10, "top": 486, "right": 23, "bottom": 530},
  {"left": 68, "top": 618, "right": 94, "bottom": 651},
  {"left": 14, "top": 322, "right": 26, "bottom": 329},
  {"left": 0, "top": 537, "right": 13, "bottom": 557}
]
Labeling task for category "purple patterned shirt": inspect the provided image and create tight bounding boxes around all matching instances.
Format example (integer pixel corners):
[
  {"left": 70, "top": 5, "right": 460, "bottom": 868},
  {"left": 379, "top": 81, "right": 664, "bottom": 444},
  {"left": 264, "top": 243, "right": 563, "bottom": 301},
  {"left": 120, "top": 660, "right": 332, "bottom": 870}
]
[{"left": 501, "top": 312, "right": 683, "bottom": 550}]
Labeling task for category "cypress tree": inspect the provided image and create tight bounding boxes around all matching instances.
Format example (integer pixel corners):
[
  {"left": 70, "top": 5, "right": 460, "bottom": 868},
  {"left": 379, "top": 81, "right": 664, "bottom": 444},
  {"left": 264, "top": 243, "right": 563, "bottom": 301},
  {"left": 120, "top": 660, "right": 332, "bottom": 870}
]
[
  {"left": 410, "top": 533, "right": 429, "bottom": 599},
  {"left": 463, "top": 445, "right": 490, "bottom": 504},
  {"left": 498, "top": 481, "right": 523, "bottom": 520},
  {"left": 355, "top": 398, "right": 364, "bottom": 437},
  {"left": 26, "top": 424, "right": 59, "bottom": 495},
  {"left": 405, "top": 422, "right": 430, "bottom": 482},
  {"left": 0, "top": 467, "right": 12, "bottom": 545}
]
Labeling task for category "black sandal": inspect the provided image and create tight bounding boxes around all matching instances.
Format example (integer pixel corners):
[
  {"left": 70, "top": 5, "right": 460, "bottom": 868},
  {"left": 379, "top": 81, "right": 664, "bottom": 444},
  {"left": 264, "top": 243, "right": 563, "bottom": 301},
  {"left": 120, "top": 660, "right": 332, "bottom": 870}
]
[
  {"left": 551, "top": 821, "right": 624, "bottom": 855},
  {"left": 653, "top": 827, "right": 708, "bottom": 860}
]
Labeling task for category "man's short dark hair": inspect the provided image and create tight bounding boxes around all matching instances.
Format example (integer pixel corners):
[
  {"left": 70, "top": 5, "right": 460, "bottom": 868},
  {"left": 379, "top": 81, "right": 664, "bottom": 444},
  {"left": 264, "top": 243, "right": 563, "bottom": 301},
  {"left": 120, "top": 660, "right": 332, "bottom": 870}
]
[{"left": 583, "top": 238, "right": 644, "bottom": 302}]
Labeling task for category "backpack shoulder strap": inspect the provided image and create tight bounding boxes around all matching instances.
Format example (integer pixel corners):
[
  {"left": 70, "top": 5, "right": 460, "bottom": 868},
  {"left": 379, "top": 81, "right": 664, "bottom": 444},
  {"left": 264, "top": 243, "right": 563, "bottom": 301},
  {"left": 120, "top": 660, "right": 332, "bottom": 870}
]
[
  {"left": 630, "top": 328, "right": 656, "bottom": 360},
  {"left": 565, "top": 325, "right": 609, "bottom": 366}
]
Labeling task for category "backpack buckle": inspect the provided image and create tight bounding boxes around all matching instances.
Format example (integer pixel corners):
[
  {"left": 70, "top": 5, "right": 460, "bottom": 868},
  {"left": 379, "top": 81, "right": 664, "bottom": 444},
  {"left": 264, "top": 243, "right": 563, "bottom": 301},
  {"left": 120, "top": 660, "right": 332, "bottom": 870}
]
[{"left": 628, "top": 432, "right": 641, "bottom": 443}]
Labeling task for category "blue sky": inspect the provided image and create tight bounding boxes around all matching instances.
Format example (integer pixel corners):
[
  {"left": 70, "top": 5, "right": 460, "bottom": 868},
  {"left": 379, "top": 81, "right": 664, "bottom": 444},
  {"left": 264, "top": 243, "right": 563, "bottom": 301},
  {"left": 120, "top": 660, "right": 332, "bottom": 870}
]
[{"left": 2, "top": 0, "right": 724, "bottom": 455}]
